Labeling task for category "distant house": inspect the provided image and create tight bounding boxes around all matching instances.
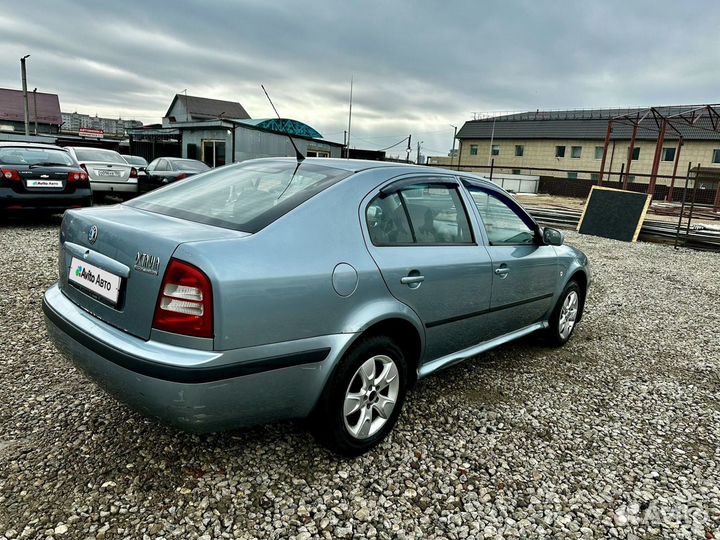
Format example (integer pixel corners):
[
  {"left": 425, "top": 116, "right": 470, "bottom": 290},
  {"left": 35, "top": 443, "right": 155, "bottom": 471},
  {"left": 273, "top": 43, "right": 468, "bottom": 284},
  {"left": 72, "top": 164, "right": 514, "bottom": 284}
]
[
  {"left": 163, "top": 94, "right": 251, "bottom": 125},
  {"left": 132, "top": 93, "right": 343, "bottom": 164},
  {"left": 0, "top": 88, "right": 62, "bottom": 134}
]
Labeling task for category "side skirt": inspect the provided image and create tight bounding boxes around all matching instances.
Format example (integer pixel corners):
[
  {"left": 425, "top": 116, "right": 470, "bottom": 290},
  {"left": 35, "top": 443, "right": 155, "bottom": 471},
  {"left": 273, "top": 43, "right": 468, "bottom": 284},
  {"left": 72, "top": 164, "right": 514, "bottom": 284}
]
[{"left": 417, "top": 321, "right": 547, "bottom": 379}]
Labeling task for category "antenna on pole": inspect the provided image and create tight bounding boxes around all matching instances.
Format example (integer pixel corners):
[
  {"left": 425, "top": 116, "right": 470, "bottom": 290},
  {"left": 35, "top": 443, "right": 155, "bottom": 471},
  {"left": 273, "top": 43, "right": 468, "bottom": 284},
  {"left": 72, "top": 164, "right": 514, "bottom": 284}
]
[
  {"left": 346, "top": 76, "right": 353, "bottom": 159},
  {"left": 261, "top": 84, "right": 305, "bottom": 162}
]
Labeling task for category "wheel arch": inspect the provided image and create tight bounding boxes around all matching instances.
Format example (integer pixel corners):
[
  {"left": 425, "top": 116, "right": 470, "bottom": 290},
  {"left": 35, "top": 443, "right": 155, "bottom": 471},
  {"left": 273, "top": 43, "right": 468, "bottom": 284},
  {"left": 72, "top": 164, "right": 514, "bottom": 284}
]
[{"left": 353, "top": 317, "right": 423, "bottom": 388}]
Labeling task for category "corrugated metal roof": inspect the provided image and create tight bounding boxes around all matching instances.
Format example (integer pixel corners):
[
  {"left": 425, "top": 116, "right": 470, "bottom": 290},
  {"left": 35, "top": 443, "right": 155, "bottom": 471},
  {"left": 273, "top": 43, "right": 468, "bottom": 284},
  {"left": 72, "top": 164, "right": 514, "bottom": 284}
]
[
  {"left": 457, "top": 105, "right": 720, "bottom": 141},
  {"left": 0, "top": 88, "right": 62, "bottom": 125},
  {"left": 165, "top": 94, "right": 250, "bottom": 121},
  {"left": 235, "top": 118, "right": 323, "bottom": 139}
]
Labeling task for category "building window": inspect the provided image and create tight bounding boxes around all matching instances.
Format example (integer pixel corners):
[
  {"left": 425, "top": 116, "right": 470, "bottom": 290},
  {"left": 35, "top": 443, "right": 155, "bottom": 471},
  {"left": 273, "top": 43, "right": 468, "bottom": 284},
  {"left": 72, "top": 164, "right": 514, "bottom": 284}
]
[
  {"left": 627, "top": 175, "right": 636, "bottom": 183},
  {"left": 590, "top": 173, "right": 600, "bottom": 182},
  {"left": 571, "top": 146, "right": 582, "bottom": 159},
  {"left": 202, "top": 140, "right": 226, "bottom": 167},
  {"left": 567, "top": 172, "right": 578, "bottom": 180},
  {"left": 555, "top": 146, "right": 566, "bottom": 158},
  {"left": 512, "top": 169, "right": 521, "bottom": 175},
  {"left": 630, "top": 147, "right": 640, "bottom": 160},
  {"left": 661, "top": 147, "right": 676, "bottom": 162},
  {"left": 307, "top": 150, "right": 330, "bottom": 158},
  {"left": 515, "top": 145, "right": 524, "bottom": 157},
  {"left": 713, "top": 149, "right": 720, "bottom": 163},
  {"left": 470, "top": 144, "right": 478, "bottom": 156},
  {"left": 491, "top": 144, "right": 500, "bottom": 156},
  {"left": 594, "top": 146, "right": 604, "bottom": 160}
]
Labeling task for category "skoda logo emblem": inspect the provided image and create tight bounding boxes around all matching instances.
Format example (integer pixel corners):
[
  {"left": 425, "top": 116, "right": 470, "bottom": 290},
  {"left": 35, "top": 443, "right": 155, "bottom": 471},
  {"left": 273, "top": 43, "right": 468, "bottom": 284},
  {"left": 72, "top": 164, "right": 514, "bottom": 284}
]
[{"left": 88, "top": 225, "right": 98, "bottom": 245}]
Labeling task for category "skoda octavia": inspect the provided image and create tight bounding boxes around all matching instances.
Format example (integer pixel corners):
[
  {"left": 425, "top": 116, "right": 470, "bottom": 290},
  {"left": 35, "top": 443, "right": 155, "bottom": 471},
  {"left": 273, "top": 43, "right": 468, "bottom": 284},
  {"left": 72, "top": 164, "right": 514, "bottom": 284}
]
[{"left": 43, "top": 158, "right": 590, "bottom": 455}]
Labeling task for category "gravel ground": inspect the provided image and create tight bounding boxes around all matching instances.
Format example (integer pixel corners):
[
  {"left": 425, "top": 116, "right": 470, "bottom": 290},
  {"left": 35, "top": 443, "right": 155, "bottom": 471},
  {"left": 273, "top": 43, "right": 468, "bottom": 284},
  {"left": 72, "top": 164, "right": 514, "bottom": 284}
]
[{"left": 0, "top": 217, "right": 719, "bottom": 540}]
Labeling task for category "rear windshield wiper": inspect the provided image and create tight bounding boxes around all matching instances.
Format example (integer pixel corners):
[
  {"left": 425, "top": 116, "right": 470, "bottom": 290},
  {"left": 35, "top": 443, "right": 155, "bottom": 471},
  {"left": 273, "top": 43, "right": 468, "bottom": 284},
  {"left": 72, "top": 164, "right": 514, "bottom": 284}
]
[{"left": 29, "top": 162, "right": 70, "bottom": 168}]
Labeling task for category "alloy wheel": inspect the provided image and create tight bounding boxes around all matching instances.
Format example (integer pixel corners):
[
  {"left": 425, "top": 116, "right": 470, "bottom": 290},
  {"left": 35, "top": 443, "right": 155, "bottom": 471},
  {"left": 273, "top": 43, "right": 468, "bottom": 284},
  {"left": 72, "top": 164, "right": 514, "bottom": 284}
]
[
  {"left": 343, "top": 355, "right": 400, "bottom": 439},
  {"left": 558, "top": 290, "right": 579, "bottom": 340}
]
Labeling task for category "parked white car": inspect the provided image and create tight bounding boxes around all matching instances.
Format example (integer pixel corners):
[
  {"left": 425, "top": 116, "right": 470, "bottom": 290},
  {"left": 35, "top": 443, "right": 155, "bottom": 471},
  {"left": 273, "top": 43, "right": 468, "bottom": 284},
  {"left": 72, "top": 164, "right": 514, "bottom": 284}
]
[{"left": 66, "top": 147, "right": 138, "bottom": 199}]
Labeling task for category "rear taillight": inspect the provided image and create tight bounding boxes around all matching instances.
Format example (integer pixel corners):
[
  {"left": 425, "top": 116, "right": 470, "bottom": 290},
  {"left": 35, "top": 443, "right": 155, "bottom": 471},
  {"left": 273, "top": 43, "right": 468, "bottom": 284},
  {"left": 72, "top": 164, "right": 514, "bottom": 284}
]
[
  {"left": 153, "top": 259, "right": 213, "bottom": 338},
  {"left": 1, "top": 169, "right": 21, "bottom": 182},
  {"left": 176, "top": 173, "right": 188, "bottom": 180},
  {"left": 67, "top": 171, "right": 89, "bottom": 182},
  {"left": 130, "top": 167, "right": 138, "bottom": 178}
]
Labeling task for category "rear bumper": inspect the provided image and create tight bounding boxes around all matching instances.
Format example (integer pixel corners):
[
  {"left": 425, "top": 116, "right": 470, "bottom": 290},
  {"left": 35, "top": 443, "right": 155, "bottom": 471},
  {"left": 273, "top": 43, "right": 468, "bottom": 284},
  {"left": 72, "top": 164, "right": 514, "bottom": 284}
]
[
  {"left": 90, "top": 181, "right": 137, "bottom": 194},
  {"left": 0, "top": 188, "right": 92, "bottom": 211},
  {"left": 42, "top": 284, "right": 353, "bottom": 432}
]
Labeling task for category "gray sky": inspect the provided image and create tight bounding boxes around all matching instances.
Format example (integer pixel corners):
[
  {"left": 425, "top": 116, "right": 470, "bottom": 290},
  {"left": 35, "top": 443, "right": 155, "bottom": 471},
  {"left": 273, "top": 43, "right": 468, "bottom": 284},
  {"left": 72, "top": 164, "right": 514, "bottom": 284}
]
[{"left": 1, "top": 0, "right": 718, "bottom": 157}]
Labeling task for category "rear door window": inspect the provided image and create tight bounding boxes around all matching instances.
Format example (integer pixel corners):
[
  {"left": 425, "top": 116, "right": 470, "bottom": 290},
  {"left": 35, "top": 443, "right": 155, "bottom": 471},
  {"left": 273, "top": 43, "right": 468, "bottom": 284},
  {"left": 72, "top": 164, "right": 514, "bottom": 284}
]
[
  {"left": 366, "top": 193, "right": 413, "bottom": 245},
  {"left": 366, "top": 181, "right": 474, "bottom": 245}
]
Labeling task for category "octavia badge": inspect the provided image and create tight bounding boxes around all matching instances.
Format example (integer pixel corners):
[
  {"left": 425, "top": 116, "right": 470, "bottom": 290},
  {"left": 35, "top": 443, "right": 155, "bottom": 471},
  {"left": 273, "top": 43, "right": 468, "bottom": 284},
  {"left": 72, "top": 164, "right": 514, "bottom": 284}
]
[{"left": 88, "top": 225, "right": 98, "bottom": 245}]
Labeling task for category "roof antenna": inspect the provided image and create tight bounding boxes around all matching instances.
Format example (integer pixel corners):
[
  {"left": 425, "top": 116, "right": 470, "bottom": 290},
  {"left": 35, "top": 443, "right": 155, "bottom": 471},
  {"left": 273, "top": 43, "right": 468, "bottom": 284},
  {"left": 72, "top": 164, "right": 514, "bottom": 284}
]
[{"left": 261, "top": 84, "right": 305, "bottom": 162}]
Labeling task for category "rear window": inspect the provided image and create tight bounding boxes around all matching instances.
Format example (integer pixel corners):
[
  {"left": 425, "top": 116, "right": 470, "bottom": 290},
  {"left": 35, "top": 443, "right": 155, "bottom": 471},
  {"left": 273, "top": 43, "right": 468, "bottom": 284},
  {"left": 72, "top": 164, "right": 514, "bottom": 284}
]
[
  {"left": 127, "top": 161, "right": 352, "bottom": 232},
  {"left": 73, "top": 148, "right": 126, "bottom": 164},
  {"left": 173, "top": 159, "right": 210, "bottom": 172},
  {"left": 0, "top": 147, "right": 75, "bottom": 166},
  {"left": 122, "top": 155, "right": 148, "bottom": 166}
]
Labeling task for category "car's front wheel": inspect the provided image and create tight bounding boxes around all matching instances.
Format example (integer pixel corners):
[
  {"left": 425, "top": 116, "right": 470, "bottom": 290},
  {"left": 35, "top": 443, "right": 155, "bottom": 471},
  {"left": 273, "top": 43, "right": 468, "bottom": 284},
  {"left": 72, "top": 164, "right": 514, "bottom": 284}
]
[
  {"left": 546, "top": 281, "right": 583, "bottom": 346},
  {"left": 311, "top": 336, "right": 407, "bottom": 456}
]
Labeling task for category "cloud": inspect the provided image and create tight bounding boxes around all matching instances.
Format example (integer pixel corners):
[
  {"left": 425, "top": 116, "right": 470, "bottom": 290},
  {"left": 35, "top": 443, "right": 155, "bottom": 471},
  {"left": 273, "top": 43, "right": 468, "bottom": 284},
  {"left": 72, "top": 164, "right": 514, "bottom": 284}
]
[{"left": 1, "top": 0, "right": 718, "bottom": 156}]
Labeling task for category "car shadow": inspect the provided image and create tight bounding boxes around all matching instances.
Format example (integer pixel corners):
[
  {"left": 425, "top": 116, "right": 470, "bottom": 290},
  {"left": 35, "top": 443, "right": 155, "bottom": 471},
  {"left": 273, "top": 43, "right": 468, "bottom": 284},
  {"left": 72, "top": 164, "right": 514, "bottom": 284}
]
[{"left": 0, "top": 212, "right": 63, "bottom": 228}]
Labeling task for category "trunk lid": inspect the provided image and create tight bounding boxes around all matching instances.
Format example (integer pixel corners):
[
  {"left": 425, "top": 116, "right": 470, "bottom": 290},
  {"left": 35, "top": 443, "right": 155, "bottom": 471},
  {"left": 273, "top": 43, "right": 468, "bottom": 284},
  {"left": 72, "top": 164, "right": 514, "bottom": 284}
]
[
  {"left": 14, "top": 165, "right": 77, "bottom": 193},
  {"left": 82, "top": 161, "right": 133, "bottom": 182},
  {"left": 58, "top": 204, "right": 246, "bottom": 340}
]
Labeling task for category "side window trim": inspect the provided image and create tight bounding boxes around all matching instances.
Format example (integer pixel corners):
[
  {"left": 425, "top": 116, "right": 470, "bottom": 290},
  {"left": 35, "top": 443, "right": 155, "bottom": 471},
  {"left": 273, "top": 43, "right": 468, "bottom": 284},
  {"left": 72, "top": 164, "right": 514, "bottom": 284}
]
[{"left": 397, "top": 194, "right": 417, "bottom": 243}]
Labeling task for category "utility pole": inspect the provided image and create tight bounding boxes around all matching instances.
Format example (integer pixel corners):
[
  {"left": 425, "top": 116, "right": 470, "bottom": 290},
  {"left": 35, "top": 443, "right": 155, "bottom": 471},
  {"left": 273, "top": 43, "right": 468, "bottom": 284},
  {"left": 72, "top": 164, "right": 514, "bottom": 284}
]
[
  {"left": 449, "top": 124, "right": 457, "bottom": 168},
  {"left": 488, "top": 116, "right": 496, "bottom": 166},
  {"left": 33, "top": 88, "right": 38, "bottom": 135},
  {"left": 347, "top": 76, "right": 353, "bottom": 159},
  {"left": 406, "top": 134, "right": 412, "bottom": 163},
  {"left": 416, "top": 140, "right": 423, "bottom": 164},
  {"left": 21, "top": 55, "right": 30, "bottom": 136}
]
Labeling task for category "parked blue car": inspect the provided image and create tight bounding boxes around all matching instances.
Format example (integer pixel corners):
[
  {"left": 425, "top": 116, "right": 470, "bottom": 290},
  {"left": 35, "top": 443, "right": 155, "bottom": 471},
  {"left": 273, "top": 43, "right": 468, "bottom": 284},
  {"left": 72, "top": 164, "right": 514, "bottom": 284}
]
[{"left": 43, "top": 158, "right": 590, "bottom": 455}]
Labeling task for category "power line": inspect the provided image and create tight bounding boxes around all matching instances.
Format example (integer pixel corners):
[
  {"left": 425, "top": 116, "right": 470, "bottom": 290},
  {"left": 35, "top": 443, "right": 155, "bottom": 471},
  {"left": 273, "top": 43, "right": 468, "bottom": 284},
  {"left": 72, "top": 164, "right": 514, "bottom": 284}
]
[{"left": 378, "top": 136, "right": 410, "bottom": 151}]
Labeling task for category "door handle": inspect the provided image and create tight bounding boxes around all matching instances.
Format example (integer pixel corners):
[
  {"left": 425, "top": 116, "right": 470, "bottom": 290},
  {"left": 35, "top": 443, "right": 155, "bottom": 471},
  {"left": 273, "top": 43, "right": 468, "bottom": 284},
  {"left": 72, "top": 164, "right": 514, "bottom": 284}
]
[
  {"left": 401, "top": 275, "right": 425, "bottom": 285},
  {"left": 494, "top": 267, "right": 510, "bottom": 278}
]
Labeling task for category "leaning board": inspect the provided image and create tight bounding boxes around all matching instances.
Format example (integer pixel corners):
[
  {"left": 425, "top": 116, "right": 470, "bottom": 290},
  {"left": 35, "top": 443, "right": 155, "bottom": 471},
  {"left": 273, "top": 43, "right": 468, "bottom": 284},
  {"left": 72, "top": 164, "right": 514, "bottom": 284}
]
[{"left": 577, "top": 186, "right": 652, "bottom": 242}]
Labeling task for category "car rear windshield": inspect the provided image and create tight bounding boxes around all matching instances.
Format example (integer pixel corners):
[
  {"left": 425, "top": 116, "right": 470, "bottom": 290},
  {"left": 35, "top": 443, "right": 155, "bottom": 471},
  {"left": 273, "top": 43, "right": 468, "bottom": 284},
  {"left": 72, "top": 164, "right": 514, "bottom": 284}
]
[
  {"left": 127, "top": 161, "right": 352, "bottom": 233},
  {"left": 173, "top": 159, "right": 210, "bottom": 172},
  {"left": 73, "top": 148, "right": 126, "bottom": 164},
  {"left": 0, "top": 147, "right": 75, "bottom": 167},
  {"left": 122, "top": 155, "right": 148, "bottom": 166}
]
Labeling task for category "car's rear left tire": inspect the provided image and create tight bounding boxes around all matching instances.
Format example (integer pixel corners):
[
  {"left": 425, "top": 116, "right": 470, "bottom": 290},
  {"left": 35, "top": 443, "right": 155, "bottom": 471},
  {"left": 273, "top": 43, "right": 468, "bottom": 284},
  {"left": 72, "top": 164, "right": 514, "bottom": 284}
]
[{"left": 311, "top": 335, "right": 407, "bottom": 456}]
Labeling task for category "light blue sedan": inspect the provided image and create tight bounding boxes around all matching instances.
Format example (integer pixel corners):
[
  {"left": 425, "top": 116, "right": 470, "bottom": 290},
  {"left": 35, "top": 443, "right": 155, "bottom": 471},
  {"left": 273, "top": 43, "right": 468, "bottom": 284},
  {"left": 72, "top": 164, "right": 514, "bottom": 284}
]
[{"left": 43, "top": 158, "right": 590, "bottom": 455}]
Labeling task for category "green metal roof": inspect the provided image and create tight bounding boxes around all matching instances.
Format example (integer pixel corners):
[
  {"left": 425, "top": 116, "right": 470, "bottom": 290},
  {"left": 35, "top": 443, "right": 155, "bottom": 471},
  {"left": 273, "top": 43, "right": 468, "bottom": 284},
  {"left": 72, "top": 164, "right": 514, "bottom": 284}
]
[{"left": 236, "top": 118, "right": 322, "bottom": 139}]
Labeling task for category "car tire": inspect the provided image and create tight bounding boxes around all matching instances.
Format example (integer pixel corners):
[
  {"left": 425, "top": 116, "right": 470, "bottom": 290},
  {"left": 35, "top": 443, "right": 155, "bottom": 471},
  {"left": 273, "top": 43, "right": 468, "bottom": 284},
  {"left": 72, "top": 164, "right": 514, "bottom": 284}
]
[
  {"left": 311, "top": 335, "right": 407, "bottom": 457},
  {"left": 545, "top": 280, "right": 583, "bottom": 347}
]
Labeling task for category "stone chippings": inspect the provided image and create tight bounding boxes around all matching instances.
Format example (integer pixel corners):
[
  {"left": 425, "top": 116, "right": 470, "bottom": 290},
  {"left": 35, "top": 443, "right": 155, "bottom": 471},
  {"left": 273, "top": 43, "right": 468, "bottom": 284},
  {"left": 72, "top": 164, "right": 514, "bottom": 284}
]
[{"left": 0, "top": 221, "right": 718, "bottom": 540}]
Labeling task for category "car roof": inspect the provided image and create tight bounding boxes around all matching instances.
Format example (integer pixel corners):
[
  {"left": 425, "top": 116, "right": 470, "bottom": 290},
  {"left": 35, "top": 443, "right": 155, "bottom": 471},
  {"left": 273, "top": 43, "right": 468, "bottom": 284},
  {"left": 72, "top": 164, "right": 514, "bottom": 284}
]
[
  {"left": 0, "top": 141, "right": 68, "bottom": 151},
  {"left": 247, "top": 157, "right": 495, "bottom": 187}
]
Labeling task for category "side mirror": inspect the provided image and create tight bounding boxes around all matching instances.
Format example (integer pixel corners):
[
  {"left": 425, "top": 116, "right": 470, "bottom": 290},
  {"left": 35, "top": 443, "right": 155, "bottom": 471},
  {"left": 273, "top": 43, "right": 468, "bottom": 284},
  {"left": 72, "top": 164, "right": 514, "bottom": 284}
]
[{"left": 542, "top": 227, "right": 564, "bottom": 246}]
